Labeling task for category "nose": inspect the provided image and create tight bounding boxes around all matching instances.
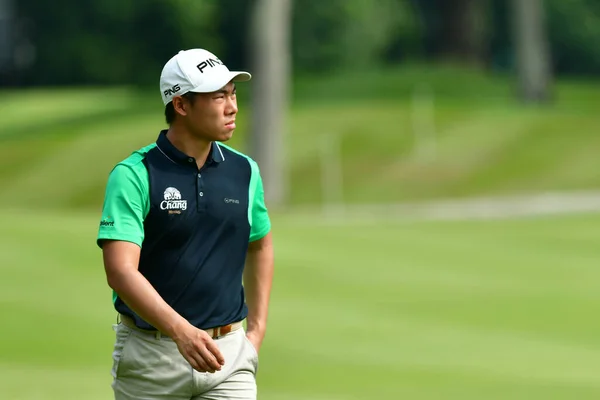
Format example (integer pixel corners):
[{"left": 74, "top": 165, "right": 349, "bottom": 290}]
[{"left": 226, "top": 96, "right": 238, "bottom": 115}]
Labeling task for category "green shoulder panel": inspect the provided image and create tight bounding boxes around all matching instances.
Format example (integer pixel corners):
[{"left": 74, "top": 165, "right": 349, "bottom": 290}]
[
  {"left": 247, "top": 158, "right": 271, "bottom": 242},
  {"left": 217, "top": 143, "right": 271, "bottom": 242},
  {"left": 96, "top": 143, "right": 155, "bottom": 248}
]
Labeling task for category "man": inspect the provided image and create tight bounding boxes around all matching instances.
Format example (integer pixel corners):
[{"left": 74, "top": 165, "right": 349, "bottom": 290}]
[{"left": 96, "top": 48, "right": 274, "bottom": 400}]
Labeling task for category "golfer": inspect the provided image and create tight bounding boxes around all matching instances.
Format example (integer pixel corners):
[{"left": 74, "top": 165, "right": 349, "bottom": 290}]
[{"left": 96, "top": 48, "right": 274, "bottom": 400}]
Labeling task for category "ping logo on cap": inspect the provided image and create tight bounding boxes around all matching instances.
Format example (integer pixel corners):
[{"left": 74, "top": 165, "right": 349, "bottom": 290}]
[
  {"left": 163, "top": 84, "right": 181, "bottom": 97},
  {"left": 197, "top": 58, "right": 224, "bottom": 73}
]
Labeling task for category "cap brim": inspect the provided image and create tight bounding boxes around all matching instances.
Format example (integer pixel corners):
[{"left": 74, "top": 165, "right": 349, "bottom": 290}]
[
  {"left": 190, "top": 71, "right": 252, "bottom": 93},
  {"left": 230, "top": 71, "right": 251, "bottom": 82}
]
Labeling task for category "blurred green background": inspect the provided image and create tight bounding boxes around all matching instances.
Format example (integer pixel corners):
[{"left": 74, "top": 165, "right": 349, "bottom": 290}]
[{"left": 1, "top": 0, "right": 600, "bottom": 399}]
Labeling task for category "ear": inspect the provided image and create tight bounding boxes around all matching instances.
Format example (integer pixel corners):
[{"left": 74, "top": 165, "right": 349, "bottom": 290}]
[{"left": 172, "top": 97, "right": 188, "bottom": 117}]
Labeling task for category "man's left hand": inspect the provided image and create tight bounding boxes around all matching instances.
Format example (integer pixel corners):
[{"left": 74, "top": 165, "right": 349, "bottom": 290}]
[{"left": 245, "top": 330, "right": 263, "bottom": 354}]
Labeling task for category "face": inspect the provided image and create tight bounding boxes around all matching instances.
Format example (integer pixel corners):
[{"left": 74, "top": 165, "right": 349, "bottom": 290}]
[{"left": 173, "top": 81, "right": 238, "bottom": 142}]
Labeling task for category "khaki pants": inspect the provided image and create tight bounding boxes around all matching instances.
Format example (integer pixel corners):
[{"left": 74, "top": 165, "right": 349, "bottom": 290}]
[{"left": 110, "top": 321, "right": 259, "bottom": 399}]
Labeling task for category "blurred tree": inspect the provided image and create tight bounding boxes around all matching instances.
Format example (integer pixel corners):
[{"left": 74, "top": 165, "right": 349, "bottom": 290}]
[
  {"left": 0, "top": 0, "right": 10, "bottom": 65},
  {"left": 385, "top": 0, "right": 426, "bottom": 62},
  {"left": 511, "top": 0, "right": 553, "bottom": 102},
  {"left": 7, "top": 0, "right": 600, "bottom": 87},
  {"left": 444, "top": 0, "right": 490, "bottom": 66},
  {"left": 248, "top": 0, "right": 292, "bottom": 207},
  {"left": 13, "top": 0, "right": 220, "bottom": 87},
  {"left": 0, "top": 0, "right": 14, "bottom": 84},
  {"left": 214, "top": 0, "right": 253, "bottom": 70},
  {"left": 487, "top": 0, "right": 512, "bottom": 72},
  {"left": 416, "top": 0, "right": 491, "bottom": 67},
  {"left": 292, "top": 0, "right": 409, "bottom": 73},
  {"left": 546, "top": 0, "right": 600, "bottom": 76}
]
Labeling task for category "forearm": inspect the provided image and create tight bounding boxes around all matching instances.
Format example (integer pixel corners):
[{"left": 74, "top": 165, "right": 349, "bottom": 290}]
[
  {"left": 243, "top": 236, "right": 274, "bottom": 338},
  {"left": 107, "top": 268, "right": 188, "bottom": 338}
]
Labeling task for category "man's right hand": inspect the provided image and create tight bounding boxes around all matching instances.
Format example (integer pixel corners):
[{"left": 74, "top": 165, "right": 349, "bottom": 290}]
[
  {"left": 102, "top": 241, "right": 226, "bottom": 373},
  {"left": 172, "top": 322, "right": 226, "bottom": 373}
]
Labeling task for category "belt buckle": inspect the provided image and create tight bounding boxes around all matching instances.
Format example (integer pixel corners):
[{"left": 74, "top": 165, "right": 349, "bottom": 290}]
[{"left": 212, "top": 324, "right": 233, "bottom": 339}]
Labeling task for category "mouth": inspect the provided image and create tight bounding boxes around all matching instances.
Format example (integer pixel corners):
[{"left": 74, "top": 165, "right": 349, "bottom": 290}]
[{"left": 225, "top": 121, "right": 236, "bottom": 129}]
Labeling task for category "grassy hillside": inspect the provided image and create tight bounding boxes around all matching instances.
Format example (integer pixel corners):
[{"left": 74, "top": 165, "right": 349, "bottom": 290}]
[
  {"left": 3, "top": 66, "right": 600, "bottom": 399},
  {"left": 2, "top": 208, "right": 600, "bottom": 399},
  {"left": 1, "top": 66, "right": 599, "bottom": 211}
]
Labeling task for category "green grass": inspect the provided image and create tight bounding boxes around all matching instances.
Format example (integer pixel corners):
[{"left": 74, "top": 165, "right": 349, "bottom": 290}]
[
  {"left": 1, "top": 208, "right": 600, "bottom": 399},
  {"left": 1, "top": 66, "right": 600, "bottom": 211},
  {"left": 3, "top": 66, "right": 600, "bottom": 398},
  {"left": 3, "top": 66, "right": 600, "bottom": 399}
]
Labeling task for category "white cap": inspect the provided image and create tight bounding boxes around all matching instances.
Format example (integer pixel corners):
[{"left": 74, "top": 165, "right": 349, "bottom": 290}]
[{"left": 159, "top": 49, "right": 251, "bottom": 105}]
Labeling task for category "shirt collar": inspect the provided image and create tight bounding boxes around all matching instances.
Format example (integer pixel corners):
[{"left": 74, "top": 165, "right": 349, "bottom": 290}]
[{"left": 155, "top": 130, "right": 224, "bottom": 166}]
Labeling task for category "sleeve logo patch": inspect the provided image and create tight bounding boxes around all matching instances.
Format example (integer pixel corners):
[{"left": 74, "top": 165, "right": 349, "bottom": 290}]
[{"left": 100, "top": 216, "right": 114, "bottom": 227}]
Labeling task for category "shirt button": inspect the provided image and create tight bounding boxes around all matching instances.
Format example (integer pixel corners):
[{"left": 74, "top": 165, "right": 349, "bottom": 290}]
[
  {"left": 188, "top": 158, "right": 194, "bottom": 163},
  {"left": 199, "top": 192, "right": 204, "bottom": 197},
  {"left": 197, "top": 173, "right": 201, "bottom": 178}
]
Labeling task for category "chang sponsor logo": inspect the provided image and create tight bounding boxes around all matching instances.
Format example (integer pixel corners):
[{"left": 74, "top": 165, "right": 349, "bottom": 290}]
[{"left": 160, "top": 187, "right": 187, "bottom": 214}]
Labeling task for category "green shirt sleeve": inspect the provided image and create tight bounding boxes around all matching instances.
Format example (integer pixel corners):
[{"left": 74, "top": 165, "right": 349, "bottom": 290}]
[
  {"left": 97, "top": 163, "right": 149, "bottom": 248},
  {"left": 248, "top": 160, "right": 271, "bottom": 242}
]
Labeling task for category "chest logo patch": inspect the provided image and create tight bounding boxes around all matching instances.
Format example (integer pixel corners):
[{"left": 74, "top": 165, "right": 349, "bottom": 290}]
[{"left": 161, "top": 187, "right": 187, "bottom": 214}]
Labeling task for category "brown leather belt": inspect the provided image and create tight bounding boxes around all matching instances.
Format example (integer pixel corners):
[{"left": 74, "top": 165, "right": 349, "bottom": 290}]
[{"left": 119, "top": 314, "right": 243, "bottom": 339}]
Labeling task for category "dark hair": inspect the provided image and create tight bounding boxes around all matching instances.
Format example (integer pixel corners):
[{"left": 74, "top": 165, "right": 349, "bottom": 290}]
[{"left": 165, "top": 92, "right": 197, "bottom": 125}]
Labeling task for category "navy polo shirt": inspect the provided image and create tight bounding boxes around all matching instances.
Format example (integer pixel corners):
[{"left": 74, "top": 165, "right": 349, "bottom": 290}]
[{"left": 96, "top": 130, "right": 271, "bottom": 330}]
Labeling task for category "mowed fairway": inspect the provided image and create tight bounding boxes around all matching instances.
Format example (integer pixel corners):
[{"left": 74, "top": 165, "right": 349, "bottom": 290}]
[{"left": 1, "top": 208, "right": 600, "bottom": 399}]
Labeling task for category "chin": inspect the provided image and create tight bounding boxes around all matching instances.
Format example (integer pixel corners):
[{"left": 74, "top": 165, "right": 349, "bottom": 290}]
[{"left": 217, "top": 131, "right": 234, "bottom": 142}]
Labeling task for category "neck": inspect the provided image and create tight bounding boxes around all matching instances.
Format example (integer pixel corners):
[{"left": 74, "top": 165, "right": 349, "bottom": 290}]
[{"left": 166, "top": 125, "right": 212, "bottom": 169}]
